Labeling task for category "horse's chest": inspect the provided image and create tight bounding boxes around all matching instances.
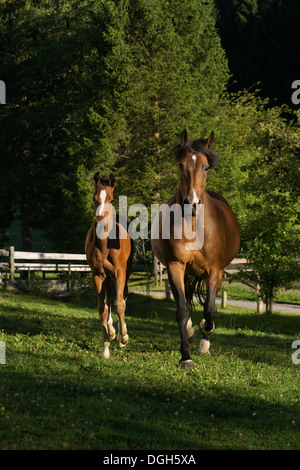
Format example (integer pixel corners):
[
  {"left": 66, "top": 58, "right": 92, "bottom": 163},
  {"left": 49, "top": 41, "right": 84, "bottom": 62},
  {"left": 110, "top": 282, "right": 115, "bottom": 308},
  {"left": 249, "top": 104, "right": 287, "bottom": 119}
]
[{"left": 185, "top": 252, "right": 207, "bottom": 277}]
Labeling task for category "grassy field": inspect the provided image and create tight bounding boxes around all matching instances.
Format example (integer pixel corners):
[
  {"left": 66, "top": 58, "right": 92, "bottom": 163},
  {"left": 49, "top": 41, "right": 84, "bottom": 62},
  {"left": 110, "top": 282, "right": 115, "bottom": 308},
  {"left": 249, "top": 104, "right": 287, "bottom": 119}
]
[{"left": 0, "top": 286, "right": 299, "bottom": 450}]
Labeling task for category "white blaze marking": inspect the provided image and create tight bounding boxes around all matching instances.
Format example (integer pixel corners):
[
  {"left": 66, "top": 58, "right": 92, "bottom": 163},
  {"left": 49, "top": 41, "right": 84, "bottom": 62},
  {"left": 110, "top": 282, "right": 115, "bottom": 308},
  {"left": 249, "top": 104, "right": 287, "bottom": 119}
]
[
  {"left": 192, "top": 154, "right": 196, "bottom": 162},
  {"left": 191, "top": 188, "right": 199, "bottom": 205},
  {"left": 96, "top": 190, "right": 107, "bottom": 216}
]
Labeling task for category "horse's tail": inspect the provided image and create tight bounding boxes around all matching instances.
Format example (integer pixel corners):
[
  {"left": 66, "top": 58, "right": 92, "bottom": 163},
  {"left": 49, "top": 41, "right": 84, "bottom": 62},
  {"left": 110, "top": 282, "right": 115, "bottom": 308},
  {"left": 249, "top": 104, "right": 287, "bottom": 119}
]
[
  {"left": 185, "top": 275, "right": 206, "bottom": 311},
  {"left": 194, "top": 276, "right": 206, "bottom": 307}
]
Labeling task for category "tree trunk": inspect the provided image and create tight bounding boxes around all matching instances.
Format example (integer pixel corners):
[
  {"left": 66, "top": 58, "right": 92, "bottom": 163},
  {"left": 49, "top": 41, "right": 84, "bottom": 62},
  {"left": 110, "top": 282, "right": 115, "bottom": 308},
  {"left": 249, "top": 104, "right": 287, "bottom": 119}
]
[{"left": 265, "top": 289, "right": 274, "bottom": 314}]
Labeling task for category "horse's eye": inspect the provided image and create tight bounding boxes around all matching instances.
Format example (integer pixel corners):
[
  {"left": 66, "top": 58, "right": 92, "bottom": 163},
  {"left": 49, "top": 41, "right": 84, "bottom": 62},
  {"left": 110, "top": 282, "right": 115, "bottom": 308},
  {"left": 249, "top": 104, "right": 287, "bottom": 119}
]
[
  {"left": 204, "top": 165, "right": 209, "bottom": 171},
  {"left": 178, "top": 162, "right": 183, "bottom": 170}
]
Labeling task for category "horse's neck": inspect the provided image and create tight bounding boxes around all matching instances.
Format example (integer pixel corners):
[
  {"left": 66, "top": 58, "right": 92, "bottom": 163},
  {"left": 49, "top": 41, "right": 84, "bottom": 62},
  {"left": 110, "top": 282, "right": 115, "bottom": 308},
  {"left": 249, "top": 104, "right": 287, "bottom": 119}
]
[{"left": 175, "top": 188, "right": 184, "bottom": 204}]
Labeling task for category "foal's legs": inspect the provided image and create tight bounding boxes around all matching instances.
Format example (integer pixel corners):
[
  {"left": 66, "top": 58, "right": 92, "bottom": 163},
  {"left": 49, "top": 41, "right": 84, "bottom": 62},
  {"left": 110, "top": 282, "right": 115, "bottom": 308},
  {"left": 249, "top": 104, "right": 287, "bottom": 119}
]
[
  {"left": 115, "top": 268, "right": 129, "bottom": 347},
  {"left": 199, "top": 269, "right": 222, "bottom": 354},
  {"left": 93, "top": 275, "right": 114, "bottom": 359},
  {"left": 106, "top": 277, "right": 116, "bottom": 341},
  {"left": 168, "top": 262, "right": 194, "bottom": 368}
]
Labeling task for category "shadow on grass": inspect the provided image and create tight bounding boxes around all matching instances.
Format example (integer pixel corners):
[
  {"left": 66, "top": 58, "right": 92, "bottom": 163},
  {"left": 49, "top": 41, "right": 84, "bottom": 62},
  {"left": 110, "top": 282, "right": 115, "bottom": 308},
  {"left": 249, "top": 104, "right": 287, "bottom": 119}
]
[{"left": 1, "top": 366, "right": 298, "bottom": 450}]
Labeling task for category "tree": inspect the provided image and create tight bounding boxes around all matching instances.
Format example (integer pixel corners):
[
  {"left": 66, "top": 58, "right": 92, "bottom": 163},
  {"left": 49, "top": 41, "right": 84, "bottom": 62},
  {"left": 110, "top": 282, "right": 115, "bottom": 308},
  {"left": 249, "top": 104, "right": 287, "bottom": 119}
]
[
  {"left": 1, "top": 0, "right": 230, "bottom": 251},
  {"left": 239, "top": 109, "right": 300, "bottom": 313}
]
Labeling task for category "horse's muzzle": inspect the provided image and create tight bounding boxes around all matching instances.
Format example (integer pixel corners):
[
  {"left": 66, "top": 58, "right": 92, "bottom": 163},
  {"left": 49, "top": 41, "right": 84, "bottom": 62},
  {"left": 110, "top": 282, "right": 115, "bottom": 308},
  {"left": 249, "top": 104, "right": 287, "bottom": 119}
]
[{"left": 182, "top": 199, "right": 201, "bottom": 217}]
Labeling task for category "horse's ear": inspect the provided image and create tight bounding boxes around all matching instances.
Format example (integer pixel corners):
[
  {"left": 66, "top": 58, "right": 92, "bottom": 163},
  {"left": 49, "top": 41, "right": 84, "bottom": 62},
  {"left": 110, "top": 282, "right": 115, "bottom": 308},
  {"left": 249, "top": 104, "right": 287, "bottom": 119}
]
[
  {"left": 93, "top": 172, "right": 100, "bottom": 185},
  {"left": 181, "top": 129, "right": 189, "bottom": 147},
  {"left": 204, "top": 132, "right": 214, "bottom": 149},
  {"left": 109, "top": 174, "right": 116, "bottom": 188}
]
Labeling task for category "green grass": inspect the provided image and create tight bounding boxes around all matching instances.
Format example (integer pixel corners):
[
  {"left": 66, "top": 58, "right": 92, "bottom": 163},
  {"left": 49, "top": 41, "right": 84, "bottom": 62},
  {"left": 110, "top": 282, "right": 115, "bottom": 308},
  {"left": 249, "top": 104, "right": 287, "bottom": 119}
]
[{"left": 0, "top": 287, "right": 299, "bottom": 450}]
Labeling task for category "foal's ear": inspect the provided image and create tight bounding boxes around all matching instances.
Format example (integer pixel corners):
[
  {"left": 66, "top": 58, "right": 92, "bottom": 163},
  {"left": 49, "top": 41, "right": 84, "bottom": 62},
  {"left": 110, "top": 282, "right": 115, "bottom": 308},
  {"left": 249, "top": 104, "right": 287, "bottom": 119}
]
[
  {"left": 93, "top": 172, "right": 100, "bottom": 185},
  {"left": 204, "top": 132, "right": 214, "bottom": 149},
  {"left": 181, "top": 129, "right": 189, "bottom": 147},
  {"left": 109, "top": 174, "right": 116, "bottom": 188}
]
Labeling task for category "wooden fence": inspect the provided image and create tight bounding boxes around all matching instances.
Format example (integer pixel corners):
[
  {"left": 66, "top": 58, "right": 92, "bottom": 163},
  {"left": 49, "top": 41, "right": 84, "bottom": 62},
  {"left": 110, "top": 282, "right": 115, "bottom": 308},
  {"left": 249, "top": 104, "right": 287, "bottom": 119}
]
[
  {"left": 0, "top": 247, "right": 263, "bottom": 312},
  {"left": 0, "top": 247, "right": 90, "bottom": 290}
]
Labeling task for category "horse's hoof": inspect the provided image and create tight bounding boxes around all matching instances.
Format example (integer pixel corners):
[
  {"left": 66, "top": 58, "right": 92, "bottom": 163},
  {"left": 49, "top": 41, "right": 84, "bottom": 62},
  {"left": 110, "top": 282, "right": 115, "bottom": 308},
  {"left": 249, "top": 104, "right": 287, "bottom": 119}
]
[
  {"left": 179, "top": 359, "right": 195, "bottom": 369},
  {"left": 109, "top": 332, "right": 116, "bottom": 341},
  {"left": 103, "top": 342, "right": 110, "bottom": 359},
  {"left": 118, "top": 334, "right": 129, "bottom": 348},
  {"left": 199, "top": 338, "right": 211, "bottom": 354},
  {"left": 188, "top": 332, "right": 195, "bottom": 344},
  {"left": 199, "top": 319, "right": 215, "bottom": 335}
]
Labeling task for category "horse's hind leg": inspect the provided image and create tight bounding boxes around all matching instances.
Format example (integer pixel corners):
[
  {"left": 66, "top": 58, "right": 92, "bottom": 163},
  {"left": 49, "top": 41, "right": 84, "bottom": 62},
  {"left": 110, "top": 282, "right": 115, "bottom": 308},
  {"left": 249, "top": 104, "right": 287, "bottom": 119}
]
[
  {"left": 106, "top": 277, "right": 116, "bottom": 341},
  {"left": 115, "top": 268, "right": 129, "bottom": 347},
  {"left": 199, "top": 269, "right": 222, "bottom": 354}
]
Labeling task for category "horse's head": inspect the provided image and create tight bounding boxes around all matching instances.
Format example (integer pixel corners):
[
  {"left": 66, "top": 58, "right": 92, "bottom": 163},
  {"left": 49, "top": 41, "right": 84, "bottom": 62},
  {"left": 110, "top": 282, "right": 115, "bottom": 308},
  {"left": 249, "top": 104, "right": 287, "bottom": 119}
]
[
  {"left": 93, "top": 172, "right": 115, "bottom": 217},
  {"left": 176, "top": 129, "right": 218, "bottom": 215}
]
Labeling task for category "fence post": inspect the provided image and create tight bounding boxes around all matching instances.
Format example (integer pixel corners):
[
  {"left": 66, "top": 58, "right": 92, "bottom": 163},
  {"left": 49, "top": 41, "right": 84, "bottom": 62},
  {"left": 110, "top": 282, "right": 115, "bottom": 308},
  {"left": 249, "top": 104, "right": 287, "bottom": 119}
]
[
  {"left": 67, "top": 263, "right": 71, "bottom": 291},
  {"left": 9, "top": 246, "right": 15, "bottom": 281},
  {"left": 165, "top": 279, "right": 171, "bottom": 300},
  {"left": 221, "top": 290, "right": 227, "bottom": 309},
  {"left": 159, "top": 261, "right": 162, "bottom": 287},
  {"left": 256, "top": 284, "right": 263, "bottom": 314},
  {"left": 154, "top": 256, "right": 158, "bottom": 287}
]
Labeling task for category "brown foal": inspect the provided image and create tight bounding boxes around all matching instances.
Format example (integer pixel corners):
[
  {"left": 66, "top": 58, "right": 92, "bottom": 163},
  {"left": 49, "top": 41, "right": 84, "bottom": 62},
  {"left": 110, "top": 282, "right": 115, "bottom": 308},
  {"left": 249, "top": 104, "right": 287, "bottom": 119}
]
[{"left": 85, "top": 173, "right": 133, "bottom": 359}]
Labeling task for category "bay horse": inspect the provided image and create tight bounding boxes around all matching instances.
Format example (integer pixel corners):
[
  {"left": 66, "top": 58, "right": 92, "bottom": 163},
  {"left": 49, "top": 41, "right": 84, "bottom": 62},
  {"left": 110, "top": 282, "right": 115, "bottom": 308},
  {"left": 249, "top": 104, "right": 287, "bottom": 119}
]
[
  {"left": 151, "top": 130, "right": 240, "bottom": 368},
  {"left": 85, "top": 172, "right": 133, "bottom": 359}
]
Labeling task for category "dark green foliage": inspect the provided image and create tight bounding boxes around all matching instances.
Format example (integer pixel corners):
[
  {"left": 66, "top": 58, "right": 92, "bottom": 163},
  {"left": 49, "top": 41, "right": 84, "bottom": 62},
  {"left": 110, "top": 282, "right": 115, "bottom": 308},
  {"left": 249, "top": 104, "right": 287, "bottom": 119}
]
[{"left": 214, "top": 0, "right": 300, "bottom": 107}]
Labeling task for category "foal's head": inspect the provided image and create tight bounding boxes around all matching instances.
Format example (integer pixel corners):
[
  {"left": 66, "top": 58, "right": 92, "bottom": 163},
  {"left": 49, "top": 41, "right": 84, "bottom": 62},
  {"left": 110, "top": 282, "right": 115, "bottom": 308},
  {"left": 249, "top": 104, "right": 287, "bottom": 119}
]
[
  {"left": 176, "top": 129, "right": 218, "bottom": 214},
  {"left": 93, "top": 172, "right": 115, "bottom": 217}
]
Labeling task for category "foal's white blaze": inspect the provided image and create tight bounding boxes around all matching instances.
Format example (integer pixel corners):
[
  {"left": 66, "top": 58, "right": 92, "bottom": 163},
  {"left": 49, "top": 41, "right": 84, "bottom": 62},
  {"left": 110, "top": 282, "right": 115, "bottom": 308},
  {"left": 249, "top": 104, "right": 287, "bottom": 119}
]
[
  {"left": 191, "top": 188, "right": 199, "bottom": 205},
  {"left": 192, "top": 154, "right": 197, "bottom": 163},
  {"left": 96, "top": 190, "right": 107, "bottom": 216}
]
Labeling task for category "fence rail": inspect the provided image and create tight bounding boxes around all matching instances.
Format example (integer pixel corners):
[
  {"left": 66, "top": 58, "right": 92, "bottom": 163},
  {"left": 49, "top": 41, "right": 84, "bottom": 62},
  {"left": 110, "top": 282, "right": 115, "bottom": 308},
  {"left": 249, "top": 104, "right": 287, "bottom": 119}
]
[
  {"left": 0, "top": 247, "right": 90, "bottom": 283},
  {"left": 0, "top": 247, "right": 264, "bottom": 313}
]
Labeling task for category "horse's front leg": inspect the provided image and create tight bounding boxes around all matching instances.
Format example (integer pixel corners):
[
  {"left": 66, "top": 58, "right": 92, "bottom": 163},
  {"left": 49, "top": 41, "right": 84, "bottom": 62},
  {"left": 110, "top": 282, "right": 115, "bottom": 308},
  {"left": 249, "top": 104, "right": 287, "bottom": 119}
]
[
  {"left": 93, "top": 275, "right": 114, "bottom": 359},
  {"left": 199, "top": 269, "right": 222, "bottom": 354},
  {"left": 168, "top": 262, "right": 195, "bottom": 369}
]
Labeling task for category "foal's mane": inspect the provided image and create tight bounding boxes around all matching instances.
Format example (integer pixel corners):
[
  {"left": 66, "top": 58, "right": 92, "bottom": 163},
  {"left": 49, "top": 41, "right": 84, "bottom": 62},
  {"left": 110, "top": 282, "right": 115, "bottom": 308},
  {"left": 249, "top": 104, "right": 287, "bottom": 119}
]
[{"left": 175, "top": 139, "right": 218, "bottom": 169}]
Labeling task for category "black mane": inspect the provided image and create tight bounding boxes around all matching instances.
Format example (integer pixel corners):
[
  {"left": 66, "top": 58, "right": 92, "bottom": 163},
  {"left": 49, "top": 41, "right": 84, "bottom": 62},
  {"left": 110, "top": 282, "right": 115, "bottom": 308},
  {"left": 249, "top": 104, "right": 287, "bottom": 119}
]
[{"left": 175, "top": 138, "right": 218, "bottom": 169}]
